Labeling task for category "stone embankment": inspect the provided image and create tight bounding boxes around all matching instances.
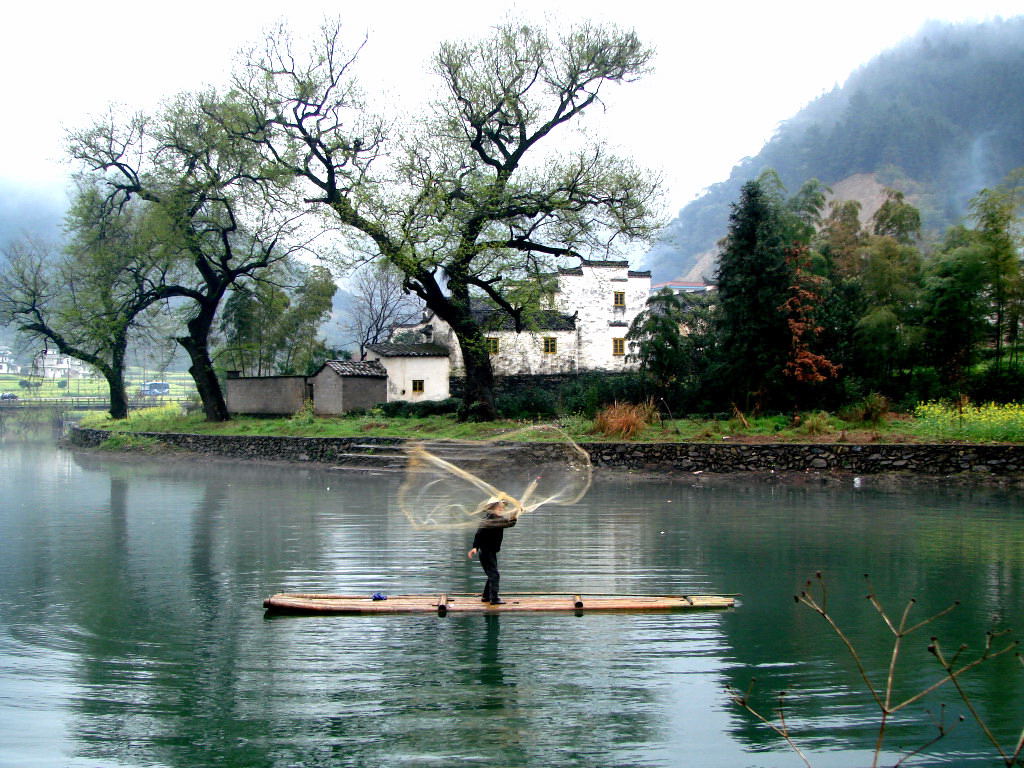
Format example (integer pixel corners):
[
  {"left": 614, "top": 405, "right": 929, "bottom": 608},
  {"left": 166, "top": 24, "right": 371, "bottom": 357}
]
[{"left": 68, "top": 427, "right": 1024, "bottom": 477}]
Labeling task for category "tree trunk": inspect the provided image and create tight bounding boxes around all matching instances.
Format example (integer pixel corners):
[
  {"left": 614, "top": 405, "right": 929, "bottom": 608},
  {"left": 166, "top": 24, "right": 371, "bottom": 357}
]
[
  {"left": 178, "top": 306, "right": 229, "bottom": 422},
  {"left": 434, "top": 280, "right": 498, "bottom": 421},
  {"left": 30, "top": 329, "right": 132, "bottom": 420},
  {"left": 453, "top": 325, "right": 498, "bottom": 421},
  {"left": 106, "top": 337, "right": 129, "bottom": 420},
  {"left": 180, "top": 335, "right": 229, "bottom": 421},
  {"left": 105, "top": 370, "right": 129, "bottom": 420}
]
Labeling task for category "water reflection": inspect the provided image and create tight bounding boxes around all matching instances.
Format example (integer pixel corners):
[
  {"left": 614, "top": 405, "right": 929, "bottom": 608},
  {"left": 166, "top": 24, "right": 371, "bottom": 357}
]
[
  {"left": 480, "top": 613, "right": 506, "bottom": 690},
  {"left": 0, "top": 441, "right": 1021, "bottom": 767}
]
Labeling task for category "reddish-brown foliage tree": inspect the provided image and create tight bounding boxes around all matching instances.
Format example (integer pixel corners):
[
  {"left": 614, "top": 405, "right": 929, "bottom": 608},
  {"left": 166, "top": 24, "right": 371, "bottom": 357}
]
[{"left": 779, "top": 247, "right": 841, "bottom": 386}]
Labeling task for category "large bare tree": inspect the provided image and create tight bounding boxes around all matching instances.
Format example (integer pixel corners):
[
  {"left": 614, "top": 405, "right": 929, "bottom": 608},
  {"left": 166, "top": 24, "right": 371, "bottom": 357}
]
[
  {"left": 68, "top": 98, "right": 311, "bottom": 420},
  {"left": 341, "top": 264, "right": 424, "bottom": 358},
  {"left": 226, "top": 21, "right": 662, "bottom": 419},
  {"left": 0, "top": 186, "right": 173, "bottom": 419}
]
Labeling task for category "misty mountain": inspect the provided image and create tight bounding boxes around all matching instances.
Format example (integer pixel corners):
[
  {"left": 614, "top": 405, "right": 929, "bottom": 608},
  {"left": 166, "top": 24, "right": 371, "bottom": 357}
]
[
  {"left": 643, "top": 16, "right": 1024, "bottom": 284},
  {"left": 322, "top": 287, "right": 355, "bottom": 350},
  {"left": 0, "top": 181, "right": 66, "bottom": 250}
]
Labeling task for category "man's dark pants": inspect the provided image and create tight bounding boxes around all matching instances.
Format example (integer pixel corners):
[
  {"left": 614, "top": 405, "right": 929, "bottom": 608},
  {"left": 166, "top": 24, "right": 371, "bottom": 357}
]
[{"left": 479, "top": 548, "right": 500, "bottom": 601}]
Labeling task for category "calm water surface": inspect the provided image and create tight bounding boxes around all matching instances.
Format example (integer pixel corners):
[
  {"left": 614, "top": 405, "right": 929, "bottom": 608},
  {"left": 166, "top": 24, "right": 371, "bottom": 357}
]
[{"left": 0, "top": 439, "right": 1022, "bottom": 767}]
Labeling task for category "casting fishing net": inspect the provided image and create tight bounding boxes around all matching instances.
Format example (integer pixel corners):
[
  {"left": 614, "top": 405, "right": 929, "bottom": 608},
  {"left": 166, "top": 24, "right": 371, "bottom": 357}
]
[{"left": 398, "top": 425, "right": 592, "bottom": 530}]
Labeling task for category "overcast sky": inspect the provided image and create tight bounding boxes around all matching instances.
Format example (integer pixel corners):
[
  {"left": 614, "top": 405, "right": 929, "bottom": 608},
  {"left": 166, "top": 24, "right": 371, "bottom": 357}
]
[{"left": 3, "top": 0, "right": 1021, "bottom": 215}]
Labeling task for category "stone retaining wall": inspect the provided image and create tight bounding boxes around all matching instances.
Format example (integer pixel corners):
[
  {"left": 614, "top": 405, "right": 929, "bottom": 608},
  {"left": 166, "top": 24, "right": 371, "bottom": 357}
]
[
  {"left": 68, "top": 427, "right": 1024, "bottom": 476},
  {"left": 68, "top": 427, "right": 406, "bottom": 464},
  {"left": 581, "top": 442, "right": 1024, "bottom": 475}
]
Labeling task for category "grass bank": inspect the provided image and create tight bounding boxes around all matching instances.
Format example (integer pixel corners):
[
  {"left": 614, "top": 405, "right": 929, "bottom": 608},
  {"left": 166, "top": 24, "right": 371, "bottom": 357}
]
[{"left": 76, "top": 400, "right": 1024, "bottom": 445}]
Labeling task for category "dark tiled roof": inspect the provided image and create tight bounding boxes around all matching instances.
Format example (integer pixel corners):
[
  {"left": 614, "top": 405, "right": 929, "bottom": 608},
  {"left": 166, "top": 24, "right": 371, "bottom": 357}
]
[
  {"left": 558, "top": 262, "right": 648, "bottom": 277},
  {"left": 474, "top": 308, "right": 576, "bottom": 332},
  {"left": 580, "top": 259, "right": 630, "bottom": 267},
  {"left": 366, "top": 343, "right": 450, "bottom": 357},
  {"left": 390, "top": 313, "right": 432, "bottom": 330},
  {"left": 322, "top": 360, "right": 387, "bottom": 377},
  {"left": 462, "top": 299, "right": 576, "bottom": 331},
  {"left": 387, "top": 306, "right": 576, "bottom": 333}
]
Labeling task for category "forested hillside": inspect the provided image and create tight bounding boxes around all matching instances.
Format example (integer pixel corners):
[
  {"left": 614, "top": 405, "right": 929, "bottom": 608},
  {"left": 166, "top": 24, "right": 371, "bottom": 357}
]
[{"left": 644, "top": 16, "right": 1024, "bottom": 283}]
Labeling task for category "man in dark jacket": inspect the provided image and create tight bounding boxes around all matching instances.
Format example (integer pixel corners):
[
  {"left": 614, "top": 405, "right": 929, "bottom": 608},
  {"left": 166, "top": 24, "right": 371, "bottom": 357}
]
[{"left": 467, "top": 500, "right": 516, "bottom": 605}]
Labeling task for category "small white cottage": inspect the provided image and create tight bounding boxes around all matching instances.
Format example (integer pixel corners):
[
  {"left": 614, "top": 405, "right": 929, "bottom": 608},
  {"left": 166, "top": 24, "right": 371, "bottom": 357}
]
[
  {"left": 363, "top": 343, "right": 451, "bottom": 402},
  {"left": 307, "top": 360, "right": 388, "bottom": 414}
]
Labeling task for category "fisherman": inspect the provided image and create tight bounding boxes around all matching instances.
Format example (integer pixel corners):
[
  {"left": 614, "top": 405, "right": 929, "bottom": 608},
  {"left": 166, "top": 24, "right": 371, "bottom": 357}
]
[{"left": 467, "top": 499, "right": 516, "bottom": 605}]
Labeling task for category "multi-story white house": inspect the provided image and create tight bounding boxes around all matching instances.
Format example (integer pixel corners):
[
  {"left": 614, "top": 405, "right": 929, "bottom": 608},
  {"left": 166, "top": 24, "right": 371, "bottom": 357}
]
[
  {"left": 395, "top": 260, "right": 651, "bottom": 377},
  {"left": 0, "top": 348, "right": 18, "bottom": 375},
  {"left": 30, "top": 349, "right": 93, "bottom": 380}
]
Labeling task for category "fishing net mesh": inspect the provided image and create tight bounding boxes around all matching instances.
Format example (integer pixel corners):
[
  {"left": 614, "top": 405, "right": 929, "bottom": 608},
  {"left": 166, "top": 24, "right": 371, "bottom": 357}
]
[{"left": 398, "top": 425, "right": 592, "bottom": 530}]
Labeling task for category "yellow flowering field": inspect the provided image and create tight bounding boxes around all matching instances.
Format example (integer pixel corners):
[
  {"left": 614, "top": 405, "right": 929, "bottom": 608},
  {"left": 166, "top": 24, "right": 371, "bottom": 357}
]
[{"left": 913, "top": 401, "right": 1024, "bottom": 442}]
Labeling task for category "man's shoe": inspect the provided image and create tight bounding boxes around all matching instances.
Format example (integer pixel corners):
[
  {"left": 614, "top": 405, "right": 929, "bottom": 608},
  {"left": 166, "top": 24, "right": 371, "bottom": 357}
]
[
  {"left": 490, "top": 599, "right": 506, "bottom": 605},
  {"left": 481, "top": 597, "right": 490, "bottom": 602}
]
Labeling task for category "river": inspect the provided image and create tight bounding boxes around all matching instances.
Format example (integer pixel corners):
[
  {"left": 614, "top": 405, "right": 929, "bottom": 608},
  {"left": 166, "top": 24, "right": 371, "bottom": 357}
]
[{"left": 0, "top": 438, "right": 1022, "bottom": 767}]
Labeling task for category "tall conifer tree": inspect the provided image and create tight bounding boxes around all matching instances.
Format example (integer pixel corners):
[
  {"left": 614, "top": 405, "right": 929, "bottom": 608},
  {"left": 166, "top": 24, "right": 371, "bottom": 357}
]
[{"left": 712, "top": 180, "right": 795, "bottom": 410}]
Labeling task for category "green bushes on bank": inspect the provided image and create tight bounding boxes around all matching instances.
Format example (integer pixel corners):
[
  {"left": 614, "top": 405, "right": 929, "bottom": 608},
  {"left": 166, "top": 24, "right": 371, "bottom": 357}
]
[{"left": 378, "top": 398, "right": 461, "bottom": 418}]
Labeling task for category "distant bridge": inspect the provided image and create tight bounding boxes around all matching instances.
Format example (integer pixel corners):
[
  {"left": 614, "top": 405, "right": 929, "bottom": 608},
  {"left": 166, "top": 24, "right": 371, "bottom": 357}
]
[{"left": 0, "top": 397, "right": 193, "bottom": 412}]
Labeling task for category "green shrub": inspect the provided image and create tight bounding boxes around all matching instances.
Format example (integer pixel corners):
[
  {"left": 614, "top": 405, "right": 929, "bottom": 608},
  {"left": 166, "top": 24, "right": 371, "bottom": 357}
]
[
  {"left": 556, "top": 373, "right": 648, "bottom": 417},
  {"left": 889, "top": 368, "right": 945, "bottom": 412},
  {"left": 378, "top": 401, "right": 409, "bottom": 417},
  {"left": 799, "top": 411, "right": 833, "bottom": 436},
  {"left": 379, "top": 398, "right": 461, "bottom": 418},
  {"left": 839, "top": 392, "right": 890, "bottom": 425},
  {"left": 419, "top": 397, "right": 461, "bottom": 416},
  {"left": 291, "top": 400, "right": 316, "bottom": 425},
  {"left": 456, "top": 400, "right": 494, "bottom": 422},
  {"left": 966, "top": 366, "right": 1024, "bottom": 404},
  {"left": 495, "top": 389, "right": 557, "bottom": 420}
]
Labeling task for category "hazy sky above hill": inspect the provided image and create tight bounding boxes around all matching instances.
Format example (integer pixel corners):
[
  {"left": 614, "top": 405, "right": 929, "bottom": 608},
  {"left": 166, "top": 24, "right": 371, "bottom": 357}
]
[{"left": 3, "top": 0, "right": 1021, "bottom": 215}]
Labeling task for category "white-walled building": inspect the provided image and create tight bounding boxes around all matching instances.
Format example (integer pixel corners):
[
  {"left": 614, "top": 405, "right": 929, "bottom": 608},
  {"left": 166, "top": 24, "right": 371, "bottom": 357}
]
[
  {"left": 364, "top": 343, "right": 451, "bottom": 402},
  {"left": 0, "top": 348, "right": 18, "bottom": 375},
  {"left": 30, "top": 349, "right": 92, "bottom": 380},
  {"left": 395, "top": 260, "right": 651, "bottom": 376}
]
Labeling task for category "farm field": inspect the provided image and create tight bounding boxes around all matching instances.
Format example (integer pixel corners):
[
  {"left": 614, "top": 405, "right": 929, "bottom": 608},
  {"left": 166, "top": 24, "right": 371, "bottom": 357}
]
[{"left": 0, "top": 369, "right": 196, "bottom": 401}]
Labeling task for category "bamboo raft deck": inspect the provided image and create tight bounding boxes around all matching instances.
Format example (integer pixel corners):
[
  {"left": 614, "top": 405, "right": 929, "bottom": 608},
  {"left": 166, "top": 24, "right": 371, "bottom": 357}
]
[{"left": 263, "top": 592, "right": 736, "bottom": 616}]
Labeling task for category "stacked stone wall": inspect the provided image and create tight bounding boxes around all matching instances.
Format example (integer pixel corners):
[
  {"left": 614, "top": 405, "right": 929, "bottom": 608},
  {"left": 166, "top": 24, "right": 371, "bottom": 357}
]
[
  {"left": 69, "top": 427, "right": 404, "bottom": 463},
  {"left": 579, "top": 442, "right": 1024, "bottom": 475},
  {"left": 68, "top": 427, "right": 1024, "bottom": 476}
]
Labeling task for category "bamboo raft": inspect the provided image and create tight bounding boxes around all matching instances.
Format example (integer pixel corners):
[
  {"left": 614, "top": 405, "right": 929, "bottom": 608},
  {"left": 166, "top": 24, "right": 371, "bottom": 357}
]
[{"left": 263, "top": 592, "right": 736, "bottom": 616}]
